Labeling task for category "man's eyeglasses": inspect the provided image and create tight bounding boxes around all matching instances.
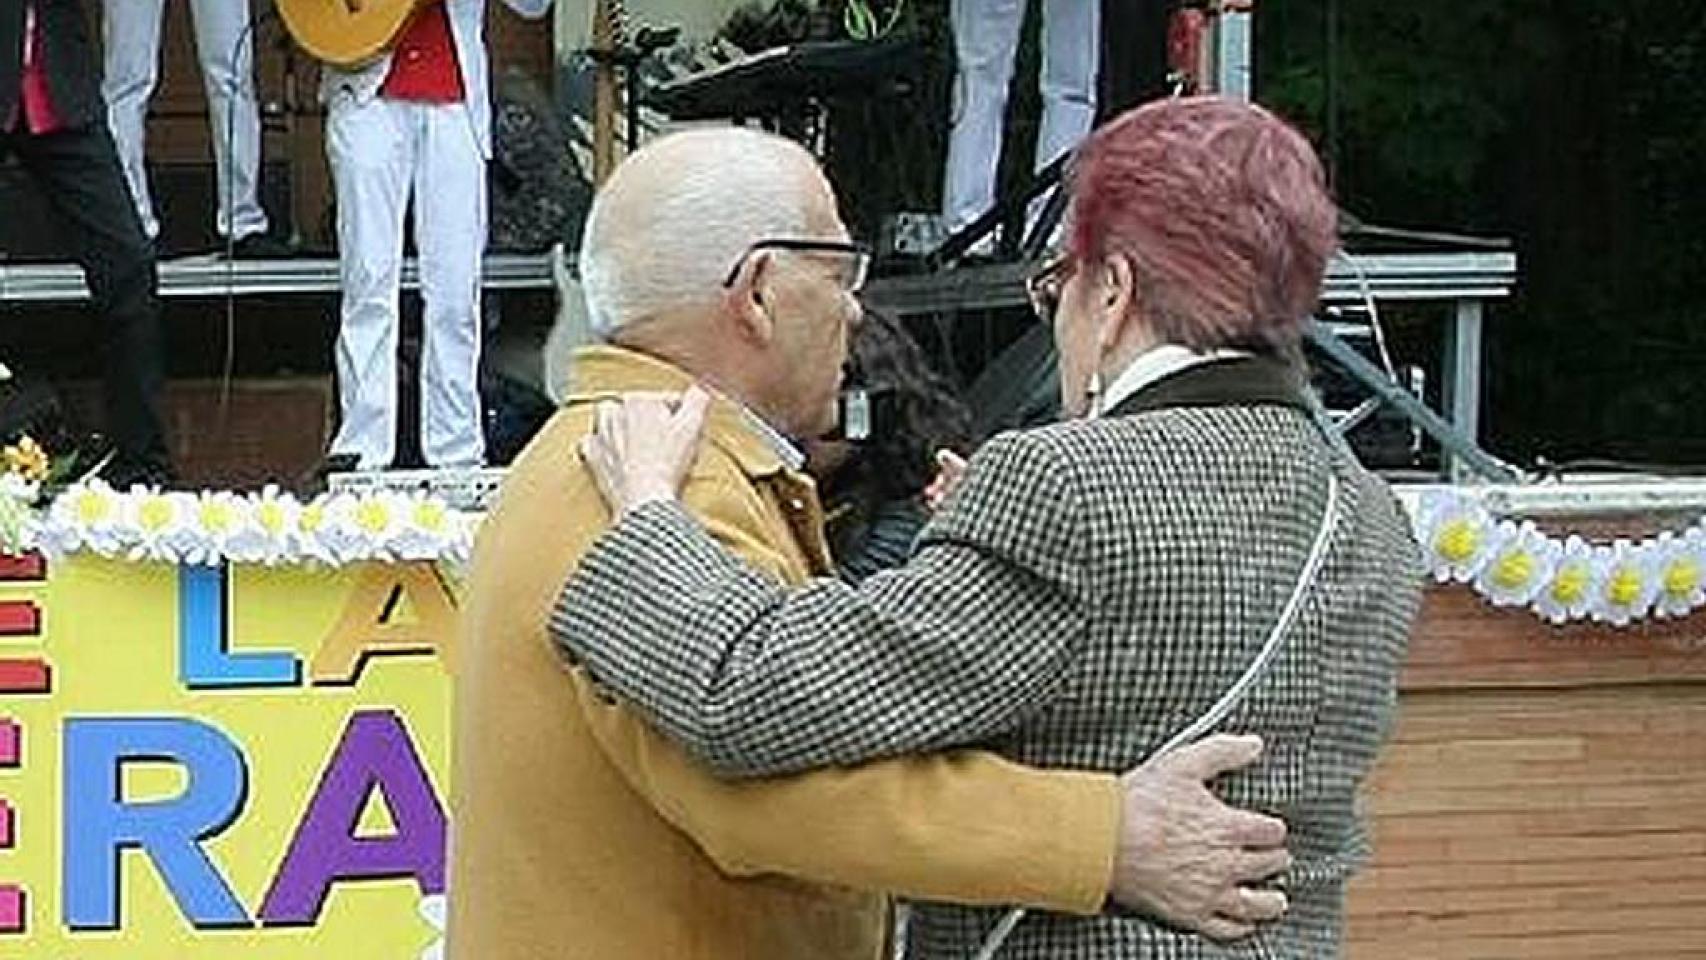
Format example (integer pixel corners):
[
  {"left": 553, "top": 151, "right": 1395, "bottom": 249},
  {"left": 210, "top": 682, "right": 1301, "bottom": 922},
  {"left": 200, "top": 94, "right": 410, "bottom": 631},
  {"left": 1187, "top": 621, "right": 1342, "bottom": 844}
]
[
  {"left": 1025, "top": 253, "right": 1076, "bottom": 324},
  {"left": 721, "top": 239, "right": 872, "bottom": 293}
]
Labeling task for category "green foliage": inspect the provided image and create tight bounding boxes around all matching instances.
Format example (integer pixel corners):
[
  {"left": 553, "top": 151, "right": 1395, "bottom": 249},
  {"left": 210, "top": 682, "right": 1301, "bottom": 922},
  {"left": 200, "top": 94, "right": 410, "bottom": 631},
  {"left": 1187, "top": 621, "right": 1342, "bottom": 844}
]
[
  {"left": 1260, "top": 0, "right": 1706, "bottom": 465},
  {"left": 844, "top": 0, "right": 907, "bottom": 40}
]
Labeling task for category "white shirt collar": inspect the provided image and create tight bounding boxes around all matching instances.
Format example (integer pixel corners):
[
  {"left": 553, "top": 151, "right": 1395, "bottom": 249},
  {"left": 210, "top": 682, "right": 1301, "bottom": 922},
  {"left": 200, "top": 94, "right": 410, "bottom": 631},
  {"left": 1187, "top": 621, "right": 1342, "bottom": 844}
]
[
  {"left": 1093, "top": 344, "right": 1252, "bottom": 418},
  {"left": 738, "top": 406, "right": 808, "bottom": 473}
]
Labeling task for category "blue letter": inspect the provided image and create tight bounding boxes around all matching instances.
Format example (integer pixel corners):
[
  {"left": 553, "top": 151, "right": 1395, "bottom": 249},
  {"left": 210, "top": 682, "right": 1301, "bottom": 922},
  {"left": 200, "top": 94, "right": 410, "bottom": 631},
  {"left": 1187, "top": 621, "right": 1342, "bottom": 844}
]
[
  {"left": 63, "top": 717, "right": 251, "bottom": 930},
  {"left": 180, "top": 564, "right": 300, "bottom": 689}
]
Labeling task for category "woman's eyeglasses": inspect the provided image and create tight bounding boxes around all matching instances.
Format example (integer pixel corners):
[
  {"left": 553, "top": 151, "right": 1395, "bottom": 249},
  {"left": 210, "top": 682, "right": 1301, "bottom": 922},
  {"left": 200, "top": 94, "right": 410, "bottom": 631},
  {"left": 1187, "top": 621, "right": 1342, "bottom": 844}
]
[
  {"left": 1025, "top": 253, "right": 1076, "bottom": 324},
  {"left": 722, "top": 239, "right": 872, "bottom": 293}
]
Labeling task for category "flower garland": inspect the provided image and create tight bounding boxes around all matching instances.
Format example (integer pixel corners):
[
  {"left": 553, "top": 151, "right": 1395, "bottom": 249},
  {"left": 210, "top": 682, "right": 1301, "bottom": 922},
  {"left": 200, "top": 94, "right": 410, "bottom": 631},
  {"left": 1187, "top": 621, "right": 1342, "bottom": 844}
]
[
  {"left": 0, "top": 478, "right": 476, "bottom": 568},
  {"left": 1412, "top": 489, "right": 1706, "bottom": 626},
  {"left": 2, "top": 435, "right": 1701, "bottom": 617}
]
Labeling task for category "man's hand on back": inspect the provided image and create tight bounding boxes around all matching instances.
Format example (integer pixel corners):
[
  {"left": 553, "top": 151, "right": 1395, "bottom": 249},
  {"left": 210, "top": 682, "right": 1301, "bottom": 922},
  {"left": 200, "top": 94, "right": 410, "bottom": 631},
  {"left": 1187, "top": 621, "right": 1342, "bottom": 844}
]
[{"left": 1110, "top": 734, "right": 1291, "bottom": 941}]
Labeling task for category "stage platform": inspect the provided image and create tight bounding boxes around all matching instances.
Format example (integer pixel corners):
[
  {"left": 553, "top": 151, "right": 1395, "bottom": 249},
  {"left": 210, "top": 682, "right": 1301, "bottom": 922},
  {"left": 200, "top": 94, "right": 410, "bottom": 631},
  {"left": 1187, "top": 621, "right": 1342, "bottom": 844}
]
[
  {"left": 866, "top": 250, "right": 1518, "bottom": 482},
  {"left": 326, "top": 465, "right": 508, "bottom": 512},
  {"left": 0, "top": 252, "right": 556, "bottom": 302},
  {"left": 1, "top": 248, "right": 1513, "bottom": 482},
  {"left": 863, "top": 250, "right": 1517, "bottom": 315},
  {"left": 0, "top": 249, "right": 1513, "bottom": 305}
]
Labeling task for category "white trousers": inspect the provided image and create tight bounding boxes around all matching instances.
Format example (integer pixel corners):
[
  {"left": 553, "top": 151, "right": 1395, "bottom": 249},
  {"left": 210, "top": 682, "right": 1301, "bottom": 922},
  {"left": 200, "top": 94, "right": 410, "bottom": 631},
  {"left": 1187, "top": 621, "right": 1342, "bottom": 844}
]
[
  {"left": 327, "top": 95, "right": 488, "bottom": 470},
  {"left": 102, "top": 0, "right": 269, "bottom": 241},
  {"left": 942, "top": 0, "right": 1100, "bottom": 232}
]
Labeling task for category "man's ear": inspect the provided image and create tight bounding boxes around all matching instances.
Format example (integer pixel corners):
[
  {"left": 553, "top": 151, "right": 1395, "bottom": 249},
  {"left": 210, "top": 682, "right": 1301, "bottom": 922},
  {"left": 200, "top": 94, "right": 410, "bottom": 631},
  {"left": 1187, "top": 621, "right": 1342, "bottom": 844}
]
[
  {"left": 1097, "top": 252, "right": 1138, "bottom": 352},
  {"left": 725, "top": 251, "right": 777, "bottom": 346}
]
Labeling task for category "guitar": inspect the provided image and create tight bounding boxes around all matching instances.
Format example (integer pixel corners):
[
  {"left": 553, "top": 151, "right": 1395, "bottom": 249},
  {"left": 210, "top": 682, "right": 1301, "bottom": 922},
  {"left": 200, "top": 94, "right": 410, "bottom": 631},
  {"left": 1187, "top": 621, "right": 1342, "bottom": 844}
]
[{"left": 277, "top": 0, "right": 425, "bottom": 70}]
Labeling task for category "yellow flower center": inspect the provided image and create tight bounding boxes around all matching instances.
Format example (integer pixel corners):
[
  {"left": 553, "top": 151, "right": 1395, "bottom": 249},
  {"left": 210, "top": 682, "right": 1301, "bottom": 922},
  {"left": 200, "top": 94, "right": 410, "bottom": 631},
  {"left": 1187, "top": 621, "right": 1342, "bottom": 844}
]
[
  {"left": 354, "top": 500, "right": 391, "bottom": 535},
  {"left": 75, "top": 490, "right": 113, "bottom": 525},
  {"left": 300, "top": 504, "right": 325, "bottom": 534},
  {"left": 1490, "top": 549, "right": 1535, "bottom": 590},
  {"left": 138, "top": 497, "right": 174, "bottom": 533},
  {"left": 1551, "top": 563, "right": 1589, "bottom": 605},
  {"left": 1605, "top": 565, "right": 1644, "bottom": 608},
  {"left": 1435, "top": 518, "right": 1482, "bottom": 564},
  {"left": 413, "top": 501, "right": 447, "bottom": 534},
  {"left": 1663, "top": 556, "right": 1701, "bottom": 599},
  {"left": 199, "top": 501, "right": 235, "bottom": 534},
  {"left": 257, "top": 501, "right": 288, "bottom": 536}
]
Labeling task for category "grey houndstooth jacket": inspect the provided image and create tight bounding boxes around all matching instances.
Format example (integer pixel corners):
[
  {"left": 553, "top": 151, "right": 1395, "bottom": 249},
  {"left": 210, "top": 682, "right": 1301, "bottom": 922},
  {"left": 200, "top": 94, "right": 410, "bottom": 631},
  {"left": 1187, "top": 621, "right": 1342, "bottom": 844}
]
[{"left": 553, "top": 355, "right": 1424, "bottom": 959}]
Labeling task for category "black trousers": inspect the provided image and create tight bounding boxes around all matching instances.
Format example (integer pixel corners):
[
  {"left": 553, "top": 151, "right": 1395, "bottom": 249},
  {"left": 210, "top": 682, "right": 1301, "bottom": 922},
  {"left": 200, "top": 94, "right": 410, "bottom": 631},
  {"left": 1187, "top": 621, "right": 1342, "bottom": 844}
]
[{"left": 0, "top": 120, "right": 171, "bottom": 473}]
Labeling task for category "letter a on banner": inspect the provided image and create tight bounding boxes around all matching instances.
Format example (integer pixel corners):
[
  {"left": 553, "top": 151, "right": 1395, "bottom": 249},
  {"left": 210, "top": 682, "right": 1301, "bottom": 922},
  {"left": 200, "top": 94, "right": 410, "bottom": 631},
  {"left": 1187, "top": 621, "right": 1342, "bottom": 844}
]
[
  {"left": 311, "top": 565, "right": 456, "bottom": 685},
  {"left": 258, "top": 710, "right": 446, "bottom": 925}
]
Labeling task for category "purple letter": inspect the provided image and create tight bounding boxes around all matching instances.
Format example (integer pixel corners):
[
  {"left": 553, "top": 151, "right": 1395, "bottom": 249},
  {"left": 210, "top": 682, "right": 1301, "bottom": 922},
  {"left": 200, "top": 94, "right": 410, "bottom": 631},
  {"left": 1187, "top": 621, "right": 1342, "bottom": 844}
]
[{"left": 257, "top": 710, "right": 445, "bottom": 925}]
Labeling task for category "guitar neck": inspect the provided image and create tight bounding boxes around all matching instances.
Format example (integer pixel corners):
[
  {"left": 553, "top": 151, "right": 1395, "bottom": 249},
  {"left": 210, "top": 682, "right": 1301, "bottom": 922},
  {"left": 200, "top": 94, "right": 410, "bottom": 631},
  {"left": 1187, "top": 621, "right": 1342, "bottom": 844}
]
[{"left": 591, "top": 0, "right": 624, "bottom": 185}]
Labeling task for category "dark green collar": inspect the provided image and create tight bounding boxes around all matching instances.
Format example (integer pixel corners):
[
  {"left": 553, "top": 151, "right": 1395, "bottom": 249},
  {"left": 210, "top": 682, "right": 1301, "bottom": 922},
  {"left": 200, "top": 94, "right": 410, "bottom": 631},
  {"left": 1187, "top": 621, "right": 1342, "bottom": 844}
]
[{"left": 1104, "top": 354, "right": 1313, "bottom": 418}]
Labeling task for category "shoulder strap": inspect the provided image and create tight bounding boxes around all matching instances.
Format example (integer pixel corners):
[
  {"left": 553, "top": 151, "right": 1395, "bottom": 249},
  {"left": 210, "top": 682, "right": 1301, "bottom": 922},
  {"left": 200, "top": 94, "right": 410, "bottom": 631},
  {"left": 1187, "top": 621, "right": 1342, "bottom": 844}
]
[{"left": 968, "top": 473, "right": 1345, "bottom": 960}]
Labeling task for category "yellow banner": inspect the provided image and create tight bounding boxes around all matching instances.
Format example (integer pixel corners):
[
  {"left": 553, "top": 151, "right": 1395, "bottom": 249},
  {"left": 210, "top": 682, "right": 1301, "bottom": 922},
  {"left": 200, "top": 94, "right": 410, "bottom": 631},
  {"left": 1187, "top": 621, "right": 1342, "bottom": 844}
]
[{"left": 0, "top": 554, "right": 457, "bottom": 958}]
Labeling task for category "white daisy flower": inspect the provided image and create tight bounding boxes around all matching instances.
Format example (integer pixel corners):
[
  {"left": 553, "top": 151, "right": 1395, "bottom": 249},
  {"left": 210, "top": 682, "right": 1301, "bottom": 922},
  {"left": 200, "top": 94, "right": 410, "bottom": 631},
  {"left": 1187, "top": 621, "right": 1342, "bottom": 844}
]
[
  {"left": 1589, "top": 539, "right": 1659, "bottom": 626},
  {"left": 1472, "top": 520, "right": 1559, "bottom": 608},
  {"left": 238, "top": 485, "right": 303, "bottom": 566},
  {"left": 0, "top": 473, "right": 40, "bottom": 556},
  {"left": 295, "top": 494, "right": 344, "bottom": 566},
  {"left": 1415, "top": 491, "right": 1496, "bottom": 583},
  {"left": 0, "top": 494, "right": 36, "bottom": 558},
  {"left": 1651, "top": 527, "right": 1706, "bottom": 619},
  {"left": 348, "top": 491, "right": 408, "bottom": 561},
  {"left": 304, "top": 493, "right": 374, "bottom": 566},
  {"left": 181, "top": 491, "right": 252, "bottom": 567},
  {"left": 125, "top": 489, "right": 194, "bottom": 564},
  {"left": 1531, "top": 534, "right": 1596, "bottom": 625},
  {"left": 47, "top": 480, "right": 126, "bottom": 557},
  {"left": 0, "top": 471, "right": 40, "bottom": 505},
  {"left": 392, "top": 493, "right": 456, "bottom": 561}
]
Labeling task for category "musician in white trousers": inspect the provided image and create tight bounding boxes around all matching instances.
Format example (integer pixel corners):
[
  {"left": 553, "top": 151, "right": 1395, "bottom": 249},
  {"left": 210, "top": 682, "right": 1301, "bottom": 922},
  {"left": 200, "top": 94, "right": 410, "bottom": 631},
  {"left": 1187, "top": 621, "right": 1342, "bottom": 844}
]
[
  {"left": 943, "top": 0, "right": 1099, "bottom": 234},
  {"left": 321, "top": 0, "right": 551, "bottom": 471},
  {"left": 102, "top": 0, "right": 269, "bottom": 245}
]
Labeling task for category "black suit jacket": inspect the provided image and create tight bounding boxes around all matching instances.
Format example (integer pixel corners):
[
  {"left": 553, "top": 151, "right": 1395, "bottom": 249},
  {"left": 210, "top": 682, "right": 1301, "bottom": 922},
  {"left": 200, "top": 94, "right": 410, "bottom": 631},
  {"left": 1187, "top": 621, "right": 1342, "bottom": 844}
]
[{"left": 0, "top": 0, "right": 104, "bottom": 132}]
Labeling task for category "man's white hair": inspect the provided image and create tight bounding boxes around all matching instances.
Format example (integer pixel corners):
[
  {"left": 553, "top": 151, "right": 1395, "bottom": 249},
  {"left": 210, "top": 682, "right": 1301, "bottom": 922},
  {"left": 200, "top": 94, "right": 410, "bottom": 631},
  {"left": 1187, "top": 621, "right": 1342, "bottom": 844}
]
[{"left": 579, "top": 128, "right": 821, "bottom": 339}]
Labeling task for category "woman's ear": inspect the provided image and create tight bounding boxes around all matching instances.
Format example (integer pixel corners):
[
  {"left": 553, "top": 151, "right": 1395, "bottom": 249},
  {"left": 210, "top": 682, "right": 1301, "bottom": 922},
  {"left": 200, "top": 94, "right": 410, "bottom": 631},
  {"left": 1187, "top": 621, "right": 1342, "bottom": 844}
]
[{"left": 1097, "top": 252, "right": 1138, "bottom": 351}]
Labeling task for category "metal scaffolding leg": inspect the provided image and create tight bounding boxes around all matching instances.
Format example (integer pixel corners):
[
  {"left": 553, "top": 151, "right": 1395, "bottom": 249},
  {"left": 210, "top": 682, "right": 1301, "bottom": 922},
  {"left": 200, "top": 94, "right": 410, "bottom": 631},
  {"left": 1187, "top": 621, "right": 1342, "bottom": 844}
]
[{"left": 1443, "top": 299, "right": 1485, "bottom": 483}]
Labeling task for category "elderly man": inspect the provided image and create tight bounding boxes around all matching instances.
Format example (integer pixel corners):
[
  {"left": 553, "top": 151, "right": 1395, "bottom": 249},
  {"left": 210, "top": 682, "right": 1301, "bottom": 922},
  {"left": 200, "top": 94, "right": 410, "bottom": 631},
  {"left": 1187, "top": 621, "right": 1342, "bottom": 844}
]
[
  {"left": 556, "top": 99, "right": 1422, "bottom": 958},
  {"left": 449, "top": 127, "right": 1289, "bottom": 959}
]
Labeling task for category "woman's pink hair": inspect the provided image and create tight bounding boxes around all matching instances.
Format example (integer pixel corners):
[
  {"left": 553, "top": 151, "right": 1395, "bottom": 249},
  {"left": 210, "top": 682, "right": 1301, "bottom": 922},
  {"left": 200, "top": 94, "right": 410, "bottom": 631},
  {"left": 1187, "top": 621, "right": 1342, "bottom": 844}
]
[{"left": 1068, "top": 96, "right": 1337, "bottom": 352}]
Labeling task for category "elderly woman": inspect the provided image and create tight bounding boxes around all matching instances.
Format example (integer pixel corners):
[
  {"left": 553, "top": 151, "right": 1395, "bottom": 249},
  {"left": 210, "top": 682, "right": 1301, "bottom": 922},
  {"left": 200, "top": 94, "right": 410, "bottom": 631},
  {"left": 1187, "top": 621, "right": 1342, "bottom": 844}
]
[{"left": 555, "top": 97, "right": 1423, "bottom": 958}]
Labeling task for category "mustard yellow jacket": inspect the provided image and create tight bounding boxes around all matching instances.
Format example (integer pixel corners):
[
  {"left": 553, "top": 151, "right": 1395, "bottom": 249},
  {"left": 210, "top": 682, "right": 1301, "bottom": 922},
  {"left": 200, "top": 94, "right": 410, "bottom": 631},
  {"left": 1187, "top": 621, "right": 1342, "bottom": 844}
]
[{"left": 447, "top": 345, "right": 1118, "bottom": 960}]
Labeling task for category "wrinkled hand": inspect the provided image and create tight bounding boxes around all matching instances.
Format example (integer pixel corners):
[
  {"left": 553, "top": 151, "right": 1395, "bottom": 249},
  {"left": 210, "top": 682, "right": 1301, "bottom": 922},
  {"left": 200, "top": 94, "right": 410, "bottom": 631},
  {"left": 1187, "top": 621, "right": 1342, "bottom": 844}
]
[
  {"left": 578, "top": 386, "right": 712, "bottom": 518},
  {"left": 1110, "top": 734, "right": 1291, "bottom": 941},
  {"left": 921, "top": 449, "right": 967, "bottom": 512}
]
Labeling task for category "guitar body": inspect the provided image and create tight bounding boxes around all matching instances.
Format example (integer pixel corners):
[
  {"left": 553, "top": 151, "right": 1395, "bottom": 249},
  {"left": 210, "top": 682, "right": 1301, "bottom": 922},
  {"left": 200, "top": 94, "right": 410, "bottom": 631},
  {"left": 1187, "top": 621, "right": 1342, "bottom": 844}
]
[{"left": 278, "top": 0, "right": 425, "bottom": 70}]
